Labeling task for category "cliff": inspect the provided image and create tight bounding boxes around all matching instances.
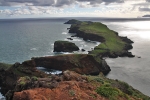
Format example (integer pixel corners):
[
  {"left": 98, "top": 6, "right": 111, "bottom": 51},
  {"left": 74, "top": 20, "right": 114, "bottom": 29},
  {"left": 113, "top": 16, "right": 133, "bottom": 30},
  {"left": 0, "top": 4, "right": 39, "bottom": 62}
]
[
  {"left": 53, "top": 40, "right": 79, "bottom": 52},
  {"left": 67, "top": 19, "right": 134, "bottom": 58},
  {"left": 0, "top": 19, "right": 149, "bottom": 100},
  {"left": 28, "top": 54, "right": 110, "bottom": 75}
]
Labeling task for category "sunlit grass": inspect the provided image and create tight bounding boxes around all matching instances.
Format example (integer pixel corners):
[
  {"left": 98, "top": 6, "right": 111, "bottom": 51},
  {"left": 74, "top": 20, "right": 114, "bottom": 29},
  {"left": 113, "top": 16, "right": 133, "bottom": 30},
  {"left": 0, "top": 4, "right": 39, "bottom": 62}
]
[{"left": 75, "top": 22, "right": 127, "bottom": 56}]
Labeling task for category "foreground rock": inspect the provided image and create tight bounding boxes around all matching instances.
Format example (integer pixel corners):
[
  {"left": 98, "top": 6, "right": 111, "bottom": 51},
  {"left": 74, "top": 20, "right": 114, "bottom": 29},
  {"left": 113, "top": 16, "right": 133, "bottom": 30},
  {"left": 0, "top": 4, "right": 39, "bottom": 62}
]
[
  {"left": 12, "top": 71, "right": 150, "bottom": 100},
  {"left": 0, "top": 62, "right": 48, "bottom": 96},
  {"left": 54, "top": 40, "right": 79, "bottom": 52}
]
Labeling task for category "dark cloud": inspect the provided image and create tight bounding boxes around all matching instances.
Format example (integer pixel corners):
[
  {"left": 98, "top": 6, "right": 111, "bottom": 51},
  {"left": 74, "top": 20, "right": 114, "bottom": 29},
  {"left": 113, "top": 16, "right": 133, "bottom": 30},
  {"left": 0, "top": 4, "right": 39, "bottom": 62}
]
[
  {"left": 55, "top": 0, "right": 75, "bottom": 7},
  {"left": 0, "top": 0, "right": 55, "bottom": 6},
  {"left": 139, "top": 7, "right": 150, "bottom": 11},
  {"left": 77, "top": 0, "right": 124, "bottom": 5},
  {"left": 0, "top": 0, "right": 124, "bottom": 6}
]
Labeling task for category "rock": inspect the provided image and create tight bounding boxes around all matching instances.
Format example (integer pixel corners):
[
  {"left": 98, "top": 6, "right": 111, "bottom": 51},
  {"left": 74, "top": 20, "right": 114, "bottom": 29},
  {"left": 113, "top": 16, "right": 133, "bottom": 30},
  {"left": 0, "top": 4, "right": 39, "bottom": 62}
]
[
  {"left": 0, "top": 62, "right": 48, "bottom": 96},
  {"left": 101, "top": 60, "right": 111, "bottom": 75},
  {"left": 120, "top": 36, "right": 134, "bottom": 44},
  {"left": 118, "top": 51, "right": 135, "bottom": 58},
  {"left": 81, "top": 49, "right": 85, "bottom": 52},
  {"left": 53, "top": 40, "right": 79, "bottom": 52},
  {"left": 62, "top": 70, "right": 87, "bottom": 81},
  {"left": 67, "top": 38, "right": 73, "bottom": 40},
  {"left": 71, "top": 35, "right": 77, "bottom": 37},
  {"left": 13, "top": 62, "right": 20, "bottom": 68},
  {"left": 32, "top": 54, "right": 110, "bottom": 75}
]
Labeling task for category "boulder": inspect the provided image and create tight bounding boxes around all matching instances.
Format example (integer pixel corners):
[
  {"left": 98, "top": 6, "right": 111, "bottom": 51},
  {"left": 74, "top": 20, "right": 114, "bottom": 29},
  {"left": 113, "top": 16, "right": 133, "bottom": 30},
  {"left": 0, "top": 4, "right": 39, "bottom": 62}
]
[
  {"left": 53, "top": 40, "right": 79, "bottom": 52},
  {"left": 67, "top": 38, "right": 73, "bottom": 40}
]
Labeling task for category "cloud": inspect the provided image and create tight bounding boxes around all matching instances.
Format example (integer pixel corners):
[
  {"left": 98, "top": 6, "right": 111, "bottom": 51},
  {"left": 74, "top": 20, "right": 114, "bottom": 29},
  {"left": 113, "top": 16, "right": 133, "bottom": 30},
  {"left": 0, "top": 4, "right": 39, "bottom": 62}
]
[
  {"left": 139, "top": 7, "right": 150, "bottom": 11},
  {"left": 0, "top": 0, "right": 125, "bottom": 7},
  {"left": 0, "top": 0, "right": 149, "bottom": 18},
  {"left": 0, "top": 0, "right": 55, "bottom": 6}
]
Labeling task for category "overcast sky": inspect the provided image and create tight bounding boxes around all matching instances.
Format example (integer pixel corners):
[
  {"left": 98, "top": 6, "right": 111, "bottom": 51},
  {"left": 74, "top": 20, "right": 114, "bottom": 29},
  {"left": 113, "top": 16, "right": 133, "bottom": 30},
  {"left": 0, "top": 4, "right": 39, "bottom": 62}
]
[{"left": 0, "top": 0, "right": 150, "bottom": 18}]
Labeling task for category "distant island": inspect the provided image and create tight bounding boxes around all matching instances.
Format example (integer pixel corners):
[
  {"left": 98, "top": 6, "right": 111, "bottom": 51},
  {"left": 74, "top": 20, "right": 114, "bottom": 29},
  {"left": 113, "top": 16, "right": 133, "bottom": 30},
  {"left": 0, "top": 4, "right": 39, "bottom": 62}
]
[{"left": 0, "top": 19, "right": 149, "bottom": 100}]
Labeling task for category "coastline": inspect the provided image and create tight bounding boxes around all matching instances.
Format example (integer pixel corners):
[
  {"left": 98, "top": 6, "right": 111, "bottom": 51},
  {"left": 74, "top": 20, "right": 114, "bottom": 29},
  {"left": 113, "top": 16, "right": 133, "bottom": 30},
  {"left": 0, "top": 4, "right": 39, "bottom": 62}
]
[
  {"left": 0, "top": 19, "right": 149, "bottom": 100},
  {"left": 67, "top": 19, "right": 134, "bottom": 58}
]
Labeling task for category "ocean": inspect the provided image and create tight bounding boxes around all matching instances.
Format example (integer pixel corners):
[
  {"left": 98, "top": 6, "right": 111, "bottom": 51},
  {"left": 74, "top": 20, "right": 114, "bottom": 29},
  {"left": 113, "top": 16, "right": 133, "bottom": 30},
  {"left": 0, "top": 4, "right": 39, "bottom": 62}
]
[{"left": 0, "top": 18, "right": 150, "bottom": 98}]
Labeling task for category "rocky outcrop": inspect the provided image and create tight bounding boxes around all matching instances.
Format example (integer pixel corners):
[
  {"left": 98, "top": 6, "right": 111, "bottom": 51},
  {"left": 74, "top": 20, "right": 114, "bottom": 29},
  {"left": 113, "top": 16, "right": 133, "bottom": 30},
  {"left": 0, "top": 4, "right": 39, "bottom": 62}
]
[
  {"left": 32, "top": 54, "right": 111, "bottom": 75},
  {"left": 0, "top": 62, "right": 48, "bottom": 97},
  {"left": 53, "top": 40, "right": 79, "bottom": 52}
]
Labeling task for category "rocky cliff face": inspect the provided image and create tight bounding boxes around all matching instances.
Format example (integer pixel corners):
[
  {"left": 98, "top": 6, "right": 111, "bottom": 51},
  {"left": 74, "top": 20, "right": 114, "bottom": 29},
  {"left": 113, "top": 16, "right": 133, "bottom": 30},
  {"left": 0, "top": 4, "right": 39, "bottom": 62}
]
[
  {"left": 69, "top": 25, "right": 105, "bottom": 42},
  {"left": 53, "top": 40, "right": 79, "bottom": 52},
  {"left": 31, "top": 54, "right": 111, "bottom": 75},
  {"left": 0, "top": 62, "right": 48, "bottom": 98}
]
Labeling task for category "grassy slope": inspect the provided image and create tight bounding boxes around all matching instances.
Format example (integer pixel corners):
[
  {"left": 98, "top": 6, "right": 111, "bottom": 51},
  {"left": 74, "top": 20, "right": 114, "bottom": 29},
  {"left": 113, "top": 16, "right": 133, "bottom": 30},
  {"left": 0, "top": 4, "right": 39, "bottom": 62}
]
[
  {"left": 0, "top": 63, "right": 12, "bottom": 70},
  {"left": 87, "top": 74, "right": 150, "bottom": 100},
  {"left": 77, "top": 22, "right": 126, "bottom": 56}
]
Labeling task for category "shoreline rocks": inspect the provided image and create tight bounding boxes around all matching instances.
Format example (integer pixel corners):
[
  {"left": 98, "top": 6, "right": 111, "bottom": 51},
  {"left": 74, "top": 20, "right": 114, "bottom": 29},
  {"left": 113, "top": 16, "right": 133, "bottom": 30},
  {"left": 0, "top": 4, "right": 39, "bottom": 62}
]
[{"left": 53, "top": 40, "right": 79, "bottom": 52}]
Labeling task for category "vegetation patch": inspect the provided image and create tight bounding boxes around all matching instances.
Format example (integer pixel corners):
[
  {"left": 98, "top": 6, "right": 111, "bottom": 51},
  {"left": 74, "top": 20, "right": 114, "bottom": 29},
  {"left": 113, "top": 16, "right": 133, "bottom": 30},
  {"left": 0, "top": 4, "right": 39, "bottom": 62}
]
[
  {"left": 69, "top": 90, "right": 76, "bottom": 96},
  {"left": 96, "top": 85, "right": 120, "bottom": 100},
  {"left": 19, "top": 76, "right": 31, "bottom": 86},
  {"left": 0, "top": 63, "right": 12, "bottom": 70}
]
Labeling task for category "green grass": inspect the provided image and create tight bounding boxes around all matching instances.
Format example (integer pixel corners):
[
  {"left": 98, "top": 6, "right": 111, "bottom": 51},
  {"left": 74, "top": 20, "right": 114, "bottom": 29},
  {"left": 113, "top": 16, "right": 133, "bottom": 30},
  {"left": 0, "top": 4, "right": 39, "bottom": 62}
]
[
  {"left": 0, "top": 63, "right": 12, "bottom": 70},
  {"left": 31, "top": 76, "right": 38, "bottom": 81},
  {"left": 19, "top": 76, "right": 30, "bottom": 86},
  {"left": 96, "top": 85, "right": 120, "bottom": 100},
  {"left": 117, "top": 81, "right": 150, "bottom": 100},
  {"left": 71, "top": 22, "right": 127, "bottom": 56},
  {"left": 86, "top": 74, "right": 150, "bottom": 100}
]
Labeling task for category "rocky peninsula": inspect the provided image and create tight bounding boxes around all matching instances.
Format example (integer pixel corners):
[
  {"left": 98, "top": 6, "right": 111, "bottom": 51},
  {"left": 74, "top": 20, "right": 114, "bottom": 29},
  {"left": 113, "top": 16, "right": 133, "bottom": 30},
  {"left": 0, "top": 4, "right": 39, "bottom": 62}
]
[
  {"left": 67, "top": 19, "right": 134, "bottom": 58},
  {"left": 0, "top": 19, "right": 149, "bottom": 100}
]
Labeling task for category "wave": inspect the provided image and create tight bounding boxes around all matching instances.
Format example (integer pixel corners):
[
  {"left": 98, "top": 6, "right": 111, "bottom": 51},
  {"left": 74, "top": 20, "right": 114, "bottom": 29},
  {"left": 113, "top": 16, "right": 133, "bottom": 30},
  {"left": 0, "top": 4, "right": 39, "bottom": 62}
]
[
  {"left": 30, "top": 48, "right": 38, "bottom": 51},
  {"left": 62, "top": 32, "right": 67, "bottom": 34},
  {"left": 36, "top": 67, "right": 62, "bottom": 75},
  {"left": 0, "top": 89, "right": 5, "bottom": 100}
]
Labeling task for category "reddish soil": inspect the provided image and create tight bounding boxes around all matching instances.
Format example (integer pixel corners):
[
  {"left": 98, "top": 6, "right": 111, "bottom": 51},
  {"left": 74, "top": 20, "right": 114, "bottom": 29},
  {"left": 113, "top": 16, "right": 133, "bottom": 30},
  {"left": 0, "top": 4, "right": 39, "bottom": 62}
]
[{"left": 13, "top": 81, "right": 107, "bottom": 100}]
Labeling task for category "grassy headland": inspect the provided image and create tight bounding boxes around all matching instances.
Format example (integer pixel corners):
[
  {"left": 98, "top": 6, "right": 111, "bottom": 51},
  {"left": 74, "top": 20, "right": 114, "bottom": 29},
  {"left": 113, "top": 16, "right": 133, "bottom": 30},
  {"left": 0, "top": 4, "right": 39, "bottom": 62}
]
[{"left": 68, "top": 19, "right": 134, "bottom": 58}]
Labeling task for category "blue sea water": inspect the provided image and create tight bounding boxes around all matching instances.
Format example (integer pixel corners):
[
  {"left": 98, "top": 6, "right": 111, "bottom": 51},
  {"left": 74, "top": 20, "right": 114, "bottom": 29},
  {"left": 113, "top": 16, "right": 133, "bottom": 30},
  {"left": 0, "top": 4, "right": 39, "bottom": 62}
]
[
  {"left": 0, "top": 18, "right": 150, "bottom": 98},
  {"left": 0, "top": 18, "right": 99, "bottom": 64}
]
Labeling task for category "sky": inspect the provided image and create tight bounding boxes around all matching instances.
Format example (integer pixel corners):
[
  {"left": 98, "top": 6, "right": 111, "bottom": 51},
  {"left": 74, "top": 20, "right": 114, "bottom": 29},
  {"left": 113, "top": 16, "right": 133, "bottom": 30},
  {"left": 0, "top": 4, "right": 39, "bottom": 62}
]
[{"left": 0, "top": 0, "right": 150, "bottom": 19}]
